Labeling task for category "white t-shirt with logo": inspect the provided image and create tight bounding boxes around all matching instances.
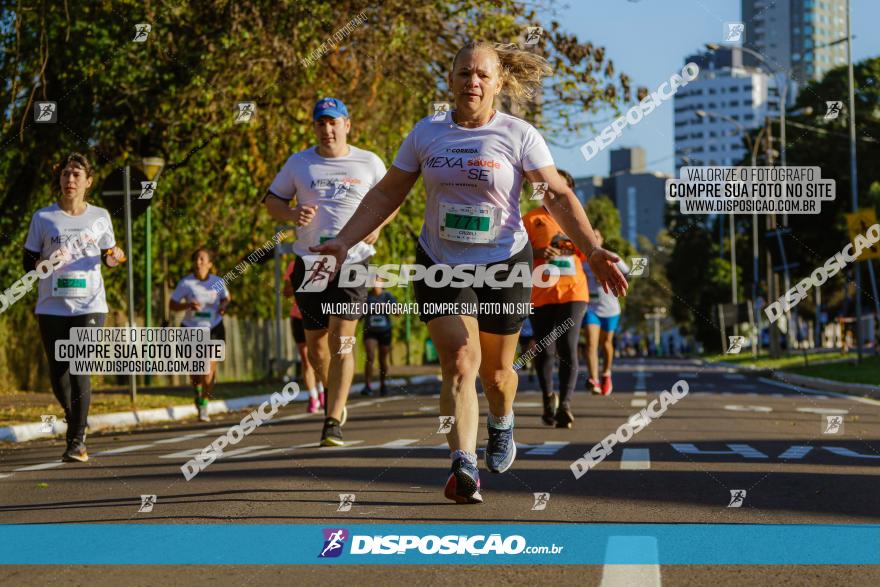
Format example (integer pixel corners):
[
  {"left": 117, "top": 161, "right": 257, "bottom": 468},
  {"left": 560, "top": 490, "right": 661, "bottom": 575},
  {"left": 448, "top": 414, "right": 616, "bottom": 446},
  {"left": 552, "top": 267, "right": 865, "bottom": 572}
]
[
  {"left": 171, "top": 273, "right": 229, "bottom": 328},
  {"left": 24, "top": 203, "right": 116, "bottom": 316},
  {"left": 392, "top": 111, "right": 555, "bottom": 265},
  {"left": 268, "top": 145, "right": 387, "bottom": 264}
]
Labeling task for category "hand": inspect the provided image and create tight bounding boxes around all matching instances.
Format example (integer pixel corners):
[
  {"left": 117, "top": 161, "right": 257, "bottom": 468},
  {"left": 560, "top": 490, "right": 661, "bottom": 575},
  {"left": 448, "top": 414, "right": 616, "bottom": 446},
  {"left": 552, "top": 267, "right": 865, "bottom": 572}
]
[
  {"left": 189, "top": 301, "right": 203, "bottom": 311},
  {"left": 106, "top": 246, "right": 126, "bottom": 267},
  {"left": 544, "top": 245, "right": 562, "bottom": 259},
  {"left": 309, "top": 238, "right": 350, "bottom": 281},
  {"left": 292, "top": 205, "right": 317, "bottom": 227},
  {"left": 588, "top": 248, "right": 629, "bottom": 297},
  {"left": 362, "top": 227, "right": 381, "bottom": 245},
  {"left": 218, "top": 304, "right": 228, "bottom": 316}
]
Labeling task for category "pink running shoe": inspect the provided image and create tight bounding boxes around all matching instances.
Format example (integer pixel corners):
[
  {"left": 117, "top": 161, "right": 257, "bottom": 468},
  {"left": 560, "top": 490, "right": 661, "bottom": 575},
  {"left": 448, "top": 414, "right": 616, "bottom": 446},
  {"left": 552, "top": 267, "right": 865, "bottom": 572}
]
[
  {"left": 589, "top": 378, "right": 602, "bottom": 395},
  {"left": 306, "top": 396, "right": 320, "bottom": 414},
  {"left": 601, "top": 374, "right": 613, "bottom": 396}
]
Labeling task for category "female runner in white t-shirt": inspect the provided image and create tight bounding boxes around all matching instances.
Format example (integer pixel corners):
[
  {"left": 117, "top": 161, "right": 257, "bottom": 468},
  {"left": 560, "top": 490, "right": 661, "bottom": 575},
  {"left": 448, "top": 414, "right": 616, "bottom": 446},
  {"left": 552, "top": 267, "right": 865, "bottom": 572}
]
[{"left": 314, "top": 42, "right": 628, "bottom": 504}]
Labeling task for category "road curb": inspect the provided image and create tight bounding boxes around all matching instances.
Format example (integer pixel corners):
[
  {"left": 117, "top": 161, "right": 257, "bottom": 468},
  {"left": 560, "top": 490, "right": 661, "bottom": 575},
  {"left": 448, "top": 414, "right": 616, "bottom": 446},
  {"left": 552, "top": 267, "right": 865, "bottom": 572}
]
[
  {"left": 0, "top": 375, "right": 441, "bottom": 444},
  {"left": 770, "top": 370, "right": 880, "bottom": 399}
]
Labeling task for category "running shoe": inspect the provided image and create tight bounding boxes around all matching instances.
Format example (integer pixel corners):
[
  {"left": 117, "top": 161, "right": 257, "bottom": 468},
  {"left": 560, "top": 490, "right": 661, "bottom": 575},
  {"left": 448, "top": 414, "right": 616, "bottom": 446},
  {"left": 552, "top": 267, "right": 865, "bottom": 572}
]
[
  {"left": 541, "top": 393, "right": 559, "bottom": 426},
  {"left": 588, "top": 378, "right": 602, "bottom": 395},
  {"left": 485, "top": 423, "right": 517, "bottom": 473},
  {"left": 306, "top": 396, "right": 320, "bottom": 414},
  {"left": 601, "top": 374, "right": 613, "bottom": 396},
  {"left": 320, "top": 417, "right": 344, "bottom": 447},
  {"left": 443, "top": 458, "right": 483, "bottom": 504},
  {"left": 197, "top": 398, "right": 210, "bottom": 422},
  {"left": 380, "top": 385, "right": 389, "bottom": 397},
  {"left": 554, "top": 407, "right": 574, "bottom": 429},
  {"left": 360, "top": 384, "right": 372, "bottom": 397},
  {"left": 62, "top": 441, "right": 89, "bottom": 463}
]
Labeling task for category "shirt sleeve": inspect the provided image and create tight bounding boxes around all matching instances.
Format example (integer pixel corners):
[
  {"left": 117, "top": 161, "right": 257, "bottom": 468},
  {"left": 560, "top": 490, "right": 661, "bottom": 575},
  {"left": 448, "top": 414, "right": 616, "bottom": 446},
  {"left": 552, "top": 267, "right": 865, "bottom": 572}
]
[
  {"left": 97, "top": 210, "right": 116, "bottom": 249},
  {"left": 520, "top": 124, "right": 555, "bottom": 172},
  {"left": 371, "top": 154, "right": 388, "bottom": 184},
  {"left": 170, "top": 280, "right": 187, "bottom": 303},
  {"left": 391, "top": 124, "right": 421, "bottom": 173},
  {"left": 217, "top": 278, "right": 230, "bottom": 301},
  {"left": 267, "top": 157, "right": 298, "bottom": 200},
  {"left": 24, "top": 213, "right": 42, "bottom": 253}
]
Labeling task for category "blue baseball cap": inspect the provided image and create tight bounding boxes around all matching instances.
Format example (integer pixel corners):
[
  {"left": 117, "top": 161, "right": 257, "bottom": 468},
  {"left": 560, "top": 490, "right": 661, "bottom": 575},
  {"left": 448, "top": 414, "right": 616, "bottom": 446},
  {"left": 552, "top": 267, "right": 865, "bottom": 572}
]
[{"left": 312, "top": 97, "right": 349, "bottom": 120}]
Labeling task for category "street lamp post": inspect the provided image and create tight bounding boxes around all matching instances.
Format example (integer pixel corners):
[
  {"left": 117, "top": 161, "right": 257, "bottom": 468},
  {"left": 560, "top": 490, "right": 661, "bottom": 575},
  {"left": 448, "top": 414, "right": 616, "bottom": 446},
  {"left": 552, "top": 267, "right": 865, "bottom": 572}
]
[
  {"left": 140, "top": 157, "right": 165, "bottom": 386},
  {"left": 845, "top": 0, "right": 863, "bottom": 361}
]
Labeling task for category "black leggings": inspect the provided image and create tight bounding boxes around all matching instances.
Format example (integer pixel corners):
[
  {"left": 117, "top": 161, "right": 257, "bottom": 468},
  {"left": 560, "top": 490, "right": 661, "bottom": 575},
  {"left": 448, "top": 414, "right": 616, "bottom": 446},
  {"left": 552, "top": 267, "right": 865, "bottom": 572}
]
[
  {"left": 37, "top": 313, "right": 106, "bottom": 444},
  {"left": 531, "top": 302, "right": 587, "bottom": 409}
]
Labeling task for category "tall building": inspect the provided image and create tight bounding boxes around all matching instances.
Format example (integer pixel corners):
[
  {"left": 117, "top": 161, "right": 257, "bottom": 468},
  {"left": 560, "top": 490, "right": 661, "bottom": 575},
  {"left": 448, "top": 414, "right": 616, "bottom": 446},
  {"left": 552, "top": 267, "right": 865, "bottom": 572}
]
[
  {"left": 673, "top": 47, "right": 777, "bottom": 173},
  {"left": 741, "top": 0, "right": 847, "bottom": 88},
  {"left": 574, "top": 147, "right": 670, "bottom": 246}
]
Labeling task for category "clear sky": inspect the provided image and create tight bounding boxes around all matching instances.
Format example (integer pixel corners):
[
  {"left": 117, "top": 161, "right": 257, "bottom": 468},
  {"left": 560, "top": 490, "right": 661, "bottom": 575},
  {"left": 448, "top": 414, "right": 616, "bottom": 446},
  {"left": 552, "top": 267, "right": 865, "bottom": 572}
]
[{"left": 540, "top": 0, "right": 880, "bottom": 178}]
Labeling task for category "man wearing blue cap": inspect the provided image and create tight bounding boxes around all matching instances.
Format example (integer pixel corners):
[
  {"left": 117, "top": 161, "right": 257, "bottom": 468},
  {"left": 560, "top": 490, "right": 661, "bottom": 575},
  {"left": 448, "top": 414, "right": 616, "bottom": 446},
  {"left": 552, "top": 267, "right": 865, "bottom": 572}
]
[{"left": 265, "top": 97, "right": 389, "bottom": 446}]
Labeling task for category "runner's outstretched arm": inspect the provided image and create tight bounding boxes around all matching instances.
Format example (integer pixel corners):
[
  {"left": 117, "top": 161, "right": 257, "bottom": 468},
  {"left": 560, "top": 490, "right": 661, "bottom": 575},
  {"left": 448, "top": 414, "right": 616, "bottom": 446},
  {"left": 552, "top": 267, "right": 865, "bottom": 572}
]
[
  {"left": 312, "top": 166, "right": 419, "bottom": 263},
  {"left": 524, "top": 165, "right": 628, "bottom": 297}
]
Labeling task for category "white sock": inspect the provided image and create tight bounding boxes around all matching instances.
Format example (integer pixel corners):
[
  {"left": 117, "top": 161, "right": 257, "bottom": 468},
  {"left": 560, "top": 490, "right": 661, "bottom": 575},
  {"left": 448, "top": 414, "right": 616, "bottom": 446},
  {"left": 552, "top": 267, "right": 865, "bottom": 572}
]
[
  {"left": 308, "top": 388, "right": 318, "bottom": 399},
  {"left": 317, "top": 382, "right": 325, "bottom": 393},
  {"left": 451, "top": 450, "right": 478, "bottom": 466},
  {"left": 488, "top": 411, "right": 514, "bottom": 430}
]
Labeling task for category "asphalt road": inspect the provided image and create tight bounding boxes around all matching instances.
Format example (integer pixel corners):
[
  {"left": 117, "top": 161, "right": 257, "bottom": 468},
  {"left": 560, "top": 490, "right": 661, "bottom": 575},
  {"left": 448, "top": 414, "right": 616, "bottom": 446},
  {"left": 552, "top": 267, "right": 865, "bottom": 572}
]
[{"left": 1, "top": 358, "right": 879, "bottom": 585}]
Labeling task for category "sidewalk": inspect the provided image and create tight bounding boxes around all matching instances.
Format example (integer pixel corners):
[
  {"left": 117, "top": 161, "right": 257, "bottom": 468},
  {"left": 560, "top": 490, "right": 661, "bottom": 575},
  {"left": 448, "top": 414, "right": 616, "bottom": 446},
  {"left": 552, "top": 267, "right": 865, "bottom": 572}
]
[{"left": 0, "top": 365, "right": 442, "bottom": 443}]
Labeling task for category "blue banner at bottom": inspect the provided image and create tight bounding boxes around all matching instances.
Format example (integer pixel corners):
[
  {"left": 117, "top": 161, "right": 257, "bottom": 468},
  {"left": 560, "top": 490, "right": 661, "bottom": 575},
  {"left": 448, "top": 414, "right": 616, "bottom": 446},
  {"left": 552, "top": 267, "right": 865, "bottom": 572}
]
[{"left": 0, "top": 524, "right": 878, "bottom": 565}]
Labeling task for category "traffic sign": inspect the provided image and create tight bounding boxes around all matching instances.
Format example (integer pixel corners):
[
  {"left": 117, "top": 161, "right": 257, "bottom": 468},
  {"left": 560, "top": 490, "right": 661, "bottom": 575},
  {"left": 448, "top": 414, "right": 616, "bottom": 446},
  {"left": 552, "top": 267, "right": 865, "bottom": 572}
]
[{"left": 844, "top": 209, "right": 880, "bottom": 261}]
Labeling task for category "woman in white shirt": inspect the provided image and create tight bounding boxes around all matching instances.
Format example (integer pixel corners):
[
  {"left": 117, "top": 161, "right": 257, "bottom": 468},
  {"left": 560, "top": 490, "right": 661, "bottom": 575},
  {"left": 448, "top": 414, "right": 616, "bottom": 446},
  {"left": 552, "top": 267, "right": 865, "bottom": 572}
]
[
  {"left": 315, "top": 42, "right": 627, "bottom": 504},
  {"left": 24, "top": 153, "right": 126, "bottom": 462},
  {"left": 170, "top": 248, "right": 231, "bottom": 422}
]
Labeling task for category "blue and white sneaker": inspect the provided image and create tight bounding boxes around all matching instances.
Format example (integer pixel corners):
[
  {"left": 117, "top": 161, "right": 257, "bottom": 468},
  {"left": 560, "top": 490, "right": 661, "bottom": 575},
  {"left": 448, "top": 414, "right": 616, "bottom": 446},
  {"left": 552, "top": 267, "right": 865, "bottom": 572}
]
[
  {"left": 444, "top": 458, "right": 483, "bottom": 504},
  {"left": 485, "top": 423, "right": 517, "bottom": 473}
]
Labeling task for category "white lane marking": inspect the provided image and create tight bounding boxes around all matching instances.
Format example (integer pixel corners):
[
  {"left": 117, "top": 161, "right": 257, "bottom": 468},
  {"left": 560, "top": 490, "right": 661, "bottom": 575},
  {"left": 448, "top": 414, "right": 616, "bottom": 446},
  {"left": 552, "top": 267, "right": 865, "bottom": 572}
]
[
  {"left": 631, "top": 399, "right": 648, "bottom": 407},
  {"left": 634, "top": 391, "right": 647, "bottom": 397},
  {"left": 229, "top": 447, "right": 290, "bottom": 459},
  {"left": 380, "top": 439, "right": 419, "bottom": 448},
  {"left": 418, "top": 406, "right": 437, "bottom": 412},
  {"left": 0, "top": 473, "right": 13, "bottom": 478},
  {"left": 159, "top": 448, "right": 202, "bottom": 460},
  {"left": 220, "top": 445, "right": 272, "bottom": 458},
  {"left": 317, "top": 440, "right": 366, "bottom": 451},
  {"left": 634, "top": 366, "right": 647, "bottom": 391},
  {"left": 14, "top": 461, "right": 65, "bottom": 472},
  {"left": 723, "top": 405, "right": 773, "bottom": 413},
  {"left": 822, "top": 446, "right": 880, "bottom": 460},
  {"left": 512, "top": 402, "right": 543, "bottom": 408},
  {"left": 93, "top": 444, "right": 154, "bottom": 456},
  {"left": 760, "top": 377, "right": 880, "bottom": 406},
  {"left": 778, "top": 445, "right": 814, "bottom": 460},
  {"left": 671, "top": 443, "right": 769, "bottom": 459},
  {"left": 620, "top": 448, "right": 650, "bottom": 470},
  {"left": 525, "top": 441, "right": 569, "bottom": 456},
  {"left": 600, "top": 536, "right": 661, "bottom": 587},
  {"left": 153, "top": 433, "right": 211, "bottom": 445},
  {"left": 723, "top": 373, "right": 746, "bottom": 380},
  {"left": 797, "top": 407, "right": 848, "bottom": 415}
]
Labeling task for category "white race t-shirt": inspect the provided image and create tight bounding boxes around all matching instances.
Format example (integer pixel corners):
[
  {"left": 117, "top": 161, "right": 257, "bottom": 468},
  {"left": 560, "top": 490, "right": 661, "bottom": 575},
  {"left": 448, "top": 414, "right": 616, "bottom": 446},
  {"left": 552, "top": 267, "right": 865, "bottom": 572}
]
[
  {"left": 24, "top": 203, "right": 116, "bottom": 316},
  {"left": 392, "top": 111, "right": 554, "bottom": 265},
  {"left": 268, "top": 145, "right": 387, "bottom": 264},
  {"left": 171, "top": 274, "right": 229, "bottom": 328},
  {"left": 583, "top": 258, "right": 629, "bottom": 317}
]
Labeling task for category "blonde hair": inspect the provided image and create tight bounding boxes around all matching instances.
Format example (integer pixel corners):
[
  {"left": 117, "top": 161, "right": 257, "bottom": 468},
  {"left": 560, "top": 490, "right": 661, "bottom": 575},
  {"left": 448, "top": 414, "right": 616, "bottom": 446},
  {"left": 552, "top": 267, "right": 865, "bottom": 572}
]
[{"left": 453, "top": 41, "right": 552, "bottom": 105}]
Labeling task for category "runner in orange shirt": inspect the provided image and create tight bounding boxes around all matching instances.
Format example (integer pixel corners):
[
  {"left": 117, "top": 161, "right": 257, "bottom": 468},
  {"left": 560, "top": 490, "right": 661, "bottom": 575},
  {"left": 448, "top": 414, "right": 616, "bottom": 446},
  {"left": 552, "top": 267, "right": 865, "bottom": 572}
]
[{"left": 522, "top": 170, "right": 588, "bottom": 428}]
